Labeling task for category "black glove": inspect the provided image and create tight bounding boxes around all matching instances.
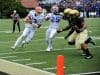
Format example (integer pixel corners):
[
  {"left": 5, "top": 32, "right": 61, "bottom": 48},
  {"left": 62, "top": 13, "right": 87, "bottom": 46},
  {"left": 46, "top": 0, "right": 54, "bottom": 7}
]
[{"left": 76, "top": 29, "right": 82, "bottom": 33}]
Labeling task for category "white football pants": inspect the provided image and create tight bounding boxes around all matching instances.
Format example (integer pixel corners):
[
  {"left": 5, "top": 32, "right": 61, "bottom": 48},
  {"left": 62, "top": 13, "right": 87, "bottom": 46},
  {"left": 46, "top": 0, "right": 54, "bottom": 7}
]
[
  {"left": 13, "top": 26, "right": 35, "bottom": 47},
  {"left": 46, "top": 28, "right": 57, "bottom": 49}
]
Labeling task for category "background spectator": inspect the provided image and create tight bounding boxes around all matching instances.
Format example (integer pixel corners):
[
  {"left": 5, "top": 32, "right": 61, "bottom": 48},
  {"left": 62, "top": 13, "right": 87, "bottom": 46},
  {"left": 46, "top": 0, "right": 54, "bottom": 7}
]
[{"left": 10, "top": 10, "right": 21, "bottom": 33}]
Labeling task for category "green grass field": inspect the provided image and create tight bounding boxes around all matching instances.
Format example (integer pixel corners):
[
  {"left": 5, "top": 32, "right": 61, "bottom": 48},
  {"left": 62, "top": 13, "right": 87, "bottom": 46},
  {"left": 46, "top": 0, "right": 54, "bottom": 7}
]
[{"left": 0, "top": 18, "right": 100, "bottom": 74}]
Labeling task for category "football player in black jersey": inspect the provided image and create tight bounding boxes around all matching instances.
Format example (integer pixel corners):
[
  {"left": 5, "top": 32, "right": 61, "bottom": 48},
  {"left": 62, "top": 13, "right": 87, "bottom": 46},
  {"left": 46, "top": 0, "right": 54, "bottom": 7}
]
[
  {"left": 68, "top": 10, "right": 93, "bottom": 59},
  {"left": 57, "top": 8, "right": 95, "bottom": 46}
]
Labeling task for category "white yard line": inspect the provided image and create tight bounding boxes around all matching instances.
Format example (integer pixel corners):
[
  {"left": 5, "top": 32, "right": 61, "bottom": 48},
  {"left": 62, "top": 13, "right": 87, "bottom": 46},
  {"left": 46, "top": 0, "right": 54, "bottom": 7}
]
[
  {"left": 69, "top": 71, "right": 100, "bottom": 75},
  {"left": 0, "top": 30, "right": 12, "bottom": 33},
  {"left": 0, "top": 27, "right": 100, "bottom": 34},
  {"left": 12, "top": 58, "right": 31, "bottom": 62},
  {"left": 0, "top": 39, "right": 45, "bottom": 44},
  {"left": 43, "top": 67, "right": 56, "bottom": 70},
  {"left": 92, "top": 36, "right": 100, "bottom": 40},
  {"left": 0, "top": 35, "right": 99, "bottom": 44},
  {"left": 0, "top": 26, "right": 48, "bottom": 33},
  {"left": 0, "top": 30, "right": 23, "bottom": 33},
  {"left": 0, "top": 46, "right": 100, "bottom": 56},
  {"left": 0, "top": 56, "right": 17, "bottom": 59},
  {"left": 26, "top": 62, "right": 47, "bottom": 66},
  {"left": 43, "top": 67, "right": 66, "bottom": 70}
]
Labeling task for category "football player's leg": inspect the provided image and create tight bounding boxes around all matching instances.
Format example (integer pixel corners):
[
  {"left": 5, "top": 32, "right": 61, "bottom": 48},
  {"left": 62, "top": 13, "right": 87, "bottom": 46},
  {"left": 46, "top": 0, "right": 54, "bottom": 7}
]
[
  {"left": 24, "top": 28, "right": 35, "bottom": 44},
  {"left": 67, "top": 31, "right": 77, "bottom": 45},
  {"left": 48, "top": 29, "right": 57, "bottom": 50},
  {"left": 76, "top": 29, "right": 93, "bottom": 59},
  {"left": 46, "top": 29, "right": 50, "bottom": 46},
  {"left": 11, "top": 27, "right": 29, "bottom": 49}
]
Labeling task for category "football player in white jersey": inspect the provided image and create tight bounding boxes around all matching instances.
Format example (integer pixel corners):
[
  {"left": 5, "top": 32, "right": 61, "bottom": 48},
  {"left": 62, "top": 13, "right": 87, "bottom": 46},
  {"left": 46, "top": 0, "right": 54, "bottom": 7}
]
[
  {"left": 45, "top": 5, "right": 62, "bottom": 51},
  {"left": 11, "top": 6, "right": 44, "bottom": 49}
]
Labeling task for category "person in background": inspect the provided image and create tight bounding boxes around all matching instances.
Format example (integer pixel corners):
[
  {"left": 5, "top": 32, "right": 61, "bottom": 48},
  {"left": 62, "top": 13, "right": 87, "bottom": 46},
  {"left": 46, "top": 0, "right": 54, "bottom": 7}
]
[{"left": 10, "top": 10, "right": 20, "bottom": 33}]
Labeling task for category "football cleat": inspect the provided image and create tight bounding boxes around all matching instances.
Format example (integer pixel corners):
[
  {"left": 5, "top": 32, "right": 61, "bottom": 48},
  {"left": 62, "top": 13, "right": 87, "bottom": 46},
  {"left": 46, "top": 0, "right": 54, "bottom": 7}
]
[
  {"left": 46, "top": 48, "right": 51, "bottom": 52},
  {"left": 84, "top": 54, "right": 93, "bottom": 59},
  {"left": 46, "top": 47, "right": 52, "bottom": 52},
  {"left": 11, "top": 46, "right": 15, "bottom": 50}
]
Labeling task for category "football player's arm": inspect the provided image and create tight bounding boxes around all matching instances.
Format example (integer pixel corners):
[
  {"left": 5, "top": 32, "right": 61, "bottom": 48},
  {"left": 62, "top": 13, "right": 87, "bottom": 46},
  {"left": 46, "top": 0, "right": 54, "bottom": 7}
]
[
  {"left": 44, "top": 15, "right": 49, "bottom": 20},
  {"left": 24, "top": 16, "right": 32, "bottom": 24},
  {"left": 37, "top": 24, "right": 41, "bottom": 28},
  {"left": 79, "top": 18, "right": 87, "bottom": 31},
  {"left": 44, "top": 13, "right": 51, "bottom": 20},
  {"left": 62, "top": 15, "right": 67, "bottom": 20},
  {"left": 64, "top": 29, "right": 74, "bottom": 39},
  {"left": 57, "top": 25, "right": 71, "bottom": 33},
  {"left": 80, "top": 22, "right": 87, "bottom": 31},
  {"left": 80, "top": 18, "right": 87, "bottom": 31},
  {"left": 76, "top": 22, "right": 87, "bottom": 33},
  {"left": 62, "top": 25, "right": 71, "bottom": 31}
]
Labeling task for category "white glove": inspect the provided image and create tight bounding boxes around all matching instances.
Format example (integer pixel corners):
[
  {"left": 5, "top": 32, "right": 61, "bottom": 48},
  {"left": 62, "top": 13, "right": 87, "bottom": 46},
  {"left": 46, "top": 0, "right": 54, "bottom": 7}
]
[{"left": 59, "top": 12, "right": 64, "bottom": 16}]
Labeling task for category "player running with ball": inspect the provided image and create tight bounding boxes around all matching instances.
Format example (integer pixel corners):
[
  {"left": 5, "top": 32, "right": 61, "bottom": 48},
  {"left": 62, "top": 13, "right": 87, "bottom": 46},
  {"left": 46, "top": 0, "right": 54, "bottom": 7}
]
[{"left": 11, "top": 6, "right": 44, "bottom": 49}]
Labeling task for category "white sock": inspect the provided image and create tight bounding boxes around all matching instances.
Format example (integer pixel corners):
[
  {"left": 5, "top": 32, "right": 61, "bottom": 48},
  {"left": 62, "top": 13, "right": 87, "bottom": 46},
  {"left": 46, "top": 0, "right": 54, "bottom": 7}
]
[
  {"left": 48, "top": 39, "right": 52, "bottom": 49},
  {"left": 13, "top": 35, "right": 24, "bottom": 48}
]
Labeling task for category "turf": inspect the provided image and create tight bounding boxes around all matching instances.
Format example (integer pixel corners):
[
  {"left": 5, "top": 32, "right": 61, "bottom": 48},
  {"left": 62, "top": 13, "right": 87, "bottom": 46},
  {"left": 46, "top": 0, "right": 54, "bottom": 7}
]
[{"left": 0, "top": 18, "right": 100, "bottom": 74}]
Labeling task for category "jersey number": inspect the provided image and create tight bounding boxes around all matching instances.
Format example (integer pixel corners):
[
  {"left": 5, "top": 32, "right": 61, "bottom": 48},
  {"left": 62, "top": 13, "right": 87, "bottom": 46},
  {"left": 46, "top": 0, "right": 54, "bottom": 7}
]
[{"left": 51, "top": 16, "right": 60, "bottom": 22}]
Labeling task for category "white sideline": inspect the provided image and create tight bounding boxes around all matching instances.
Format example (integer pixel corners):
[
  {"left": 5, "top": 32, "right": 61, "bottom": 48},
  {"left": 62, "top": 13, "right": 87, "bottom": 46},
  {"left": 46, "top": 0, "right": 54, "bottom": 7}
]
[
  {"left": 43, "top": 67, "right": 56, "bottom": 70},
  {"left": 0, "top": 36, "right": 99, "bottom": 44},
  {"left": 43, "top": 67, "right": 66, "bottom": 70},
  {"left": 68, "top": 71, "right": 100, "bottom": 75},
  {"left": 0, "top": 59, "right": 55, "bottom": 75},
  {"left": 0, "top": 46, "right": 100, "bottom": 56}
]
